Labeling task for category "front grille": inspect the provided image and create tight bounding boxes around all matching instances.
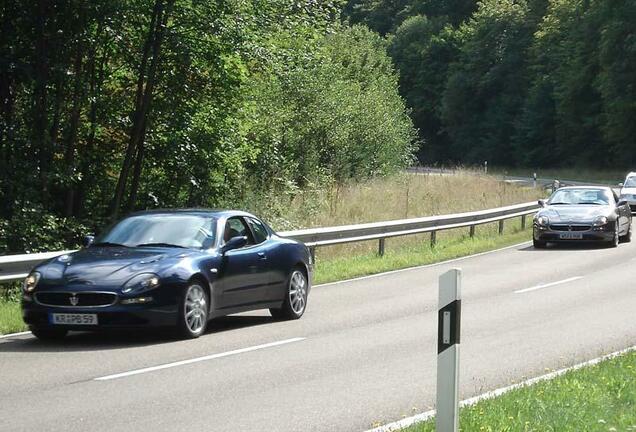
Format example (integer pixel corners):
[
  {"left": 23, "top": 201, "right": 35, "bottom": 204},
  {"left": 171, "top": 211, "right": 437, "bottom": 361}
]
[
  {"left": 35, "top": 291, "right": 117, "bottom": 307},
  {"left": 549, "top": 224, "right": 591, "bottom": 232}
]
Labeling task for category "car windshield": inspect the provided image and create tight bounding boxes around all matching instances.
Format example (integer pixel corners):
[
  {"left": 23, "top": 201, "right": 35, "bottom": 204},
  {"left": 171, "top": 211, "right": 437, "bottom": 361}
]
[
  {"left": 548, "top": 189, "right": 612, "bottom": 206},
  {"left": 624, "top": 177, "right": 636, "bottom": 188},
  {"left": 96, "top": 214, "right": 216, "bottom": 249}
]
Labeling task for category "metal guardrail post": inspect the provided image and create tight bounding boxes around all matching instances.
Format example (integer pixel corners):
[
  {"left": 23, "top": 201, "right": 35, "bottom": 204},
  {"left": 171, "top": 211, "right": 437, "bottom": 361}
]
[
  {"left": 521, "top": 214, "right": 526, "bottom": 229},
  {"left": 431, "top": 231, "right": 437, "bottom": 247},
  {"left": 309, "top": 247, "right": 316, "bottom": 264},
  {"left": 378, "top": 238, "right": 385, "bottom": 257},
  {"left": 498, "top": 220, "right": 504, "bottom": 235},
  {"left": 469, "top": 225, "right": 475, "bottom": 238}
]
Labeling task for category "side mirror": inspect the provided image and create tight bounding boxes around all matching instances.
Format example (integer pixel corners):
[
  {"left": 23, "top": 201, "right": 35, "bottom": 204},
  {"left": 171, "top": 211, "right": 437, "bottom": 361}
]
[
  {"left": 538, "top": 199, "right": 546, "bottom": 207},
  {"left": 617, "top": 200, "right": 628, "bottom": 207},
  {"left": 221, "top": 236, "right": 247, "bottom": 254},
  {"left": 83, "top": 235, "right": 95, "bottom": 248}
]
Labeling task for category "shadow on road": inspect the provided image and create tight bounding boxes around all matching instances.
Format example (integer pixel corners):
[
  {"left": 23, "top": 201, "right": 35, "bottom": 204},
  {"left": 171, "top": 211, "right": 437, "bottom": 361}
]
[
  {"left": 0, "top": 314, "right": 275, "bottom": 353},
  {"left": 518, "top": 242, "right": 614, "bottom": 252}
]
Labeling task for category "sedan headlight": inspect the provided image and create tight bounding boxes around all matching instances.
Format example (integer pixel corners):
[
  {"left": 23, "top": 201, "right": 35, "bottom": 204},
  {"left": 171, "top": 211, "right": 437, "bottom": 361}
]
[
  {"left": 593, "top": 216, "right": 608, "bottom": 227},
  {"left": 23, "top": 271, "right": 41, "bottom": 293},
  {"left": 122, "top": 273, "right": 160, "bottom": 294},
  {"left": 535, "top": 216, "right": 549, "bottom": 226}
]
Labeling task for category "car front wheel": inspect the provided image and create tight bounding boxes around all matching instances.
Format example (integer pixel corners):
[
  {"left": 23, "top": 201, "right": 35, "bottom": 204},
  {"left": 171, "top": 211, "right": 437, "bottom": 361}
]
[
  {"left": 177, "top": 282, "right": 209, "bottom": 339},
  {"left": 270, "top": 268, "right": 308, "bottom": 320},
  {"left": 533, "top": 238, "right": 547, "bottom": 249},
  {"left": 609, "top": 226, "right": 619, "bottom": 248},
  {"left": 620, "top": 222, "right": 632, "bottom": 243}
]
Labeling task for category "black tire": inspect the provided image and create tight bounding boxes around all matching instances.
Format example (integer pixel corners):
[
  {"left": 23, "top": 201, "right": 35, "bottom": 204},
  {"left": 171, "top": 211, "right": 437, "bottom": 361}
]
[
  {"left": 177, "top": 282, "right": 209, "bottom": 339},
  {"left": 270, "top": 267, "right": 308, "bottom": 320},
  {"left": 620, "top": 222, "right": 632, "bottom": 243},
  {"left": 608, "top": 226, "right": 620, "bottom": 248},
  {"left": 533, "top": 238, "right": 547, "bottom": 249},
  {"left": 30, "top": 326, "right": 68, "bottom": 341}
]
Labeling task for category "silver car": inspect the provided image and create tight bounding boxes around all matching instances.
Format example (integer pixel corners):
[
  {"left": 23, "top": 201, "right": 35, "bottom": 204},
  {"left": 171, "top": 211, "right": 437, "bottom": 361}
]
[
  {"left": 533, "top": 186, "right": 632, "bottom": 248},
  {"left": 619, "top": 172, "right": 636, "bottom": 214}
]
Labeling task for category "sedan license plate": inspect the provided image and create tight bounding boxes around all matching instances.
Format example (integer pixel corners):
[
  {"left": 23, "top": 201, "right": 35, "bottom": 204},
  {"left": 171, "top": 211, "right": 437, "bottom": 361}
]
[
  {"left": 559, "top": 232, "right": 583, "bottom": 240},
  {"left": 50, "top": 313, "right": 98, "bottom": 325}
]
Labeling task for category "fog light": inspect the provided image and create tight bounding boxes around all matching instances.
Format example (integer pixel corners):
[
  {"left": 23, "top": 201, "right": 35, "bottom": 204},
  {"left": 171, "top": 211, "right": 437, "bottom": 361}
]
[{"left": 121, "top": 297, "right": 153, "bottom": 305}]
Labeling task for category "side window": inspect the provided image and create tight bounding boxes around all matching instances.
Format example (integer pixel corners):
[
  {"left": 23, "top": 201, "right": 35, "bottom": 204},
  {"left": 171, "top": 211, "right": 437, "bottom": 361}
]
[
  {"left": 247, "top": 218, "right": 269, "bottom": 244},
  {"left": 223, "top": 217, "right": 254, "bottom": 245}
]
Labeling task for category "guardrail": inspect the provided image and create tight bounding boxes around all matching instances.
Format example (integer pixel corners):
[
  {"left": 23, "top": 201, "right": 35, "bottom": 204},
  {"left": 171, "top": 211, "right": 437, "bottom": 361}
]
[{"left": 0, "top": 201, "right": 540, "bottom": 284}]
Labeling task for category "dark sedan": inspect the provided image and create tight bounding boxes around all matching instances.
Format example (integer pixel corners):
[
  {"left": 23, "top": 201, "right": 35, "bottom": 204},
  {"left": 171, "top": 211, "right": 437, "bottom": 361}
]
[
  {"left": 533, "top": 186, "right": 632, "bottom": 248},
  {"left": 22, "top": 210, "right": 312, "bottom": 340}
]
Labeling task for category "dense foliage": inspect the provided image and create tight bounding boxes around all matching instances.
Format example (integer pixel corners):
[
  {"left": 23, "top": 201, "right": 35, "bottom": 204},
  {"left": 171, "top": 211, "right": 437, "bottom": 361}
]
[
  {"left": 0, "top": 0, "right": 415, "bottom": 252},
  {"left": 345, "top": 0, "right": 636, "bottom": 168}
]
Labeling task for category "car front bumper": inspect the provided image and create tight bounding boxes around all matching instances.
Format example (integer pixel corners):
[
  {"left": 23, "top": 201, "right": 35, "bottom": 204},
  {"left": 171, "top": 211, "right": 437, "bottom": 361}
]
[
  {"left": 21, "top": 286, "right": 182, "bottom": 331},
  {"left": 533, "top": 222, "right": 616, "bottom": 243}
]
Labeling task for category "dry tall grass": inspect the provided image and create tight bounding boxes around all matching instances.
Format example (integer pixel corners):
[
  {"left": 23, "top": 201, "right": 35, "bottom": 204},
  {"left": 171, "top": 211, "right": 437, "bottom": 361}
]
[
  {"left": 270, "top": 171, "right": 544, "bottom": 229},
  {"left": 260, "top": 171, "right": 545, "bottom": 262}
]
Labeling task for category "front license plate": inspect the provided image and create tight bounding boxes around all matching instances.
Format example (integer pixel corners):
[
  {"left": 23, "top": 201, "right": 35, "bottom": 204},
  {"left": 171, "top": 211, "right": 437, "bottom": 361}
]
[
  {"left": 50, "top": 313, "right": 98, "bottom": 325},
  {"left": 559, "top": 232, "right": 583, "bottom": 240}
]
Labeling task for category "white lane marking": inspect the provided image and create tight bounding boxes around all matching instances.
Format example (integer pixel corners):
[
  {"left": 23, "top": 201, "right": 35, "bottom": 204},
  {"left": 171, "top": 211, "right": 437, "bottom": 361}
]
[
  {"left": 364, "top": 344, "right": 636, "bottom": 432},
  {"left": 0, "top": 331, "right": 32, "bottom": 339},
  {"left": 94, "top": 337, "right": 305, "bottom": 381},
  {"left": 316, "top": 241, "right": 532, "bottom": 287},
  {"left": 514, "top": 276, "right": 583, "bottom": 294}
]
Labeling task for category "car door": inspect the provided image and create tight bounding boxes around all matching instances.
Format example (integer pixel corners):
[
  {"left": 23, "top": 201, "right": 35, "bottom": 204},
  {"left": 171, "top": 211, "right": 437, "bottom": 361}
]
[
  {"left": 245, "top": 217, "right": 281, "bottom": 302},
  {"left": 218, "top": 217, "right": 271, "bottom": 309}
]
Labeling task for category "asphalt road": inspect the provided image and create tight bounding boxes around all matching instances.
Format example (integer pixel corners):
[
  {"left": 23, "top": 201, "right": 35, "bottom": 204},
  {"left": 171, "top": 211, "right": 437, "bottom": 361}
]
[{"left": 2, "top": 236, "right": 636, "bottom": 432}]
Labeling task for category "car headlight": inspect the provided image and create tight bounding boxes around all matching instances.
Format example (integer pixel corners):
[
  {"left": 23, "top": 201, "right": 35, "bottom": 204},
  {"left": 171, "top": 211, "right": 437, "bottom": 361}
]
[
  {"left": 122, "top": 273, "right": 160, "bottom": 294},
  {"left": 535, "top": 216, "right": 549, "bottom": 226},
  {"left": 23, "top": 271, "right": 41, "bottom": 293},
  {"left": 593, "top": 216, "right": 608, "bottom": 227}
]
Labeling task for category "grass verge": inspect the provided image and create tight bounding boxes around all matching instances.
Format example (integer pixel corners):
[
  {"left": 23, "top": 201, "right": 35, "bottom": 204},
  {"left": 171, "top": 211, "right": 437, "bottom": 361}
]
[
  {"left": 314, "top": 222, "right": 531, "bottom": 285},
  {"left": 403, "top": 349, "right": 636, "bottom": 432},
  {"left": 0, "top": 299, "right": 24, "bottom": 335}
]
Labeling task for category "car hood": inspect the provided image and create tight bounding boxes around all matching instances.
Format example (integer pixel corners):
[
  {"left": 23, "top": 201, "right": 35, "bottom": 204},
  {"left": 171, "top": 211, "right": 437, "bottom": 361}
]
[
  {"left": 538, "top": 205, "right": 612, "bottom": 223},
  {"left": 38, "top": 247, "right": 199, "bottom": 289},
  {"left": 621, "top": 187, "right": 636, "bottom": 196}
]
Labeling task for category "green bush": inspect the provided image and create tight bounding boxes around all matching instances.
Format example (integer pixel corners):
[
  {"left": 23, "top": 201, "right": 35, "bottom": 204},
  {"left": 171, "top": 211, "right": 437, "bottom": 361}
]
[{"left": 3, "top": 204, "right": 90, "bottom": 254}]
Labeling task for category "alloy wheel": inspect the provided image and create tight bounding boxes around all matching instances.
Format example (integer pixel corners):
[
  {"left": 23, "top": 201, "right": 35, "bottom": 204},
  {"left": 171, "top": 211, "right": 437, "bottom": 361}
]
[
  {"left": 289, "top": 270, "right": 307, "bottom": 315},
  {"left": 184, "top": 284, "right": 207, "bottom": 334}
]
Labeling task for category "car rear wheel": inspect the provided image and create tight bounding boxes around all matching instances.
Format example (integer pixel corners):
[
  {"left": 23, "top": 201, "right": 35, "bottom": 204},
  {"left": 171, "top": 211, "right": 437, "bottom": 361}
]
[
  {"left": 533, "top": 238, "right": 547, "bottom": 249},
  {"left": 270, "top": 268, "right": 308, "bottom": 320},
  {"left": 177, "top": 282, "right": 209, "bottom": 339},
  {"left": 30, "top": 326, "right": 68, "bottom": 341}
]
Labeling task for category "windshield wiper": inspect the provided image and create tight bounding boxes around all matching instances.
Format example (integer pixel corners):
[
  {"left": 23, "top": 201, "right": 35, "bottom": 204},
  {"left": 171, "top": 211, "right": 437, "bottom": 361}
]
[
  {"left": 135, "top": 242, "right": 186, "bottom": 249},
  {"left": 92, "top": 242, "right": 128, "bottom": 247},
  {"left": 548, "top": 202, "right": 571, "bottom": 205}
]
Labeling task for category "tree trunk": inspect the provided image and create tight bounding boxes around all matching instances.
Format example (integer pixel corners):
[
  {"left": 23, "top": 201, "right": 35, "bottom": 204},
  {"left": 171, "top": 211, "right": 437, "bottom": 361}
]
[
  {"left": 110, "top": 0, "right": 163, "bottom": 218},
  {"left": 64, "top": 28, "right": 86, "bottom": 216},
  {"left": 33, "top": 0, "right": 50, "bottom": 202},
  {"left": 123, "top": 0, "right": 175, "bottom": 213}
]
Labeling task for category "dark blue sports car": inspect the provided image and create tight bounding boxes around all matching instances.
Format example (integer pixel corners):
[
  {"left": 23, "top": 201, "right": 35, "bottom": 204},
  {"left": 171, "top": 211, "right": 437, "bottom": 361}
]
[{"left": 22, "top": 210, "right": 312, "bottom": 340}]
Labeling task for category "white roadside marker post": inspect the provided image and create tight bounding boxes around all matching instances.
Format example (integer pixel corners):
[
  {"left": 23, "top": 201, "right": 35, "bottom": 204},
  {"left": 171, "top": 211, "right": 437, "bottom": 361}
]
[{"left": 436, "top": 268, "right": 462, "bottom": 432}]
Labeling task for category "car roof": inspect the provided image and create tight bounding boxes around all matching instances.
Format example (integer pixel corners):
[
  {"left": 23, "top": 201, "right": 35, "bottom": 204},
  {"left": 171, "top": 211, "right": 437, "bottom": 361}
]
[
  {"left": 127, "top": 208, "right": 256, "bottom": 219},
  {"left": 556, "top": 186, "right": 612, "bottom": 191},
  {"left": 625, "top": 172, "right": 636, "bottom": 179}
]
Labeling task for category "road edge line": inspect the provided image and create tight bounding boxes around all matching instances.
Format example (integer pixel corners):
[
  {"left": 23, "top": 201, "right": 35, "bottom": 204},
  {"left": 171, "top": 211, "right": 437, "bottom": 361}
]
[
  {"left": 363, "top": 344, "right": 636, "bottom": 432},
  {"left": 0, "top": 330, "right": 32, "bottom": 339}
]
